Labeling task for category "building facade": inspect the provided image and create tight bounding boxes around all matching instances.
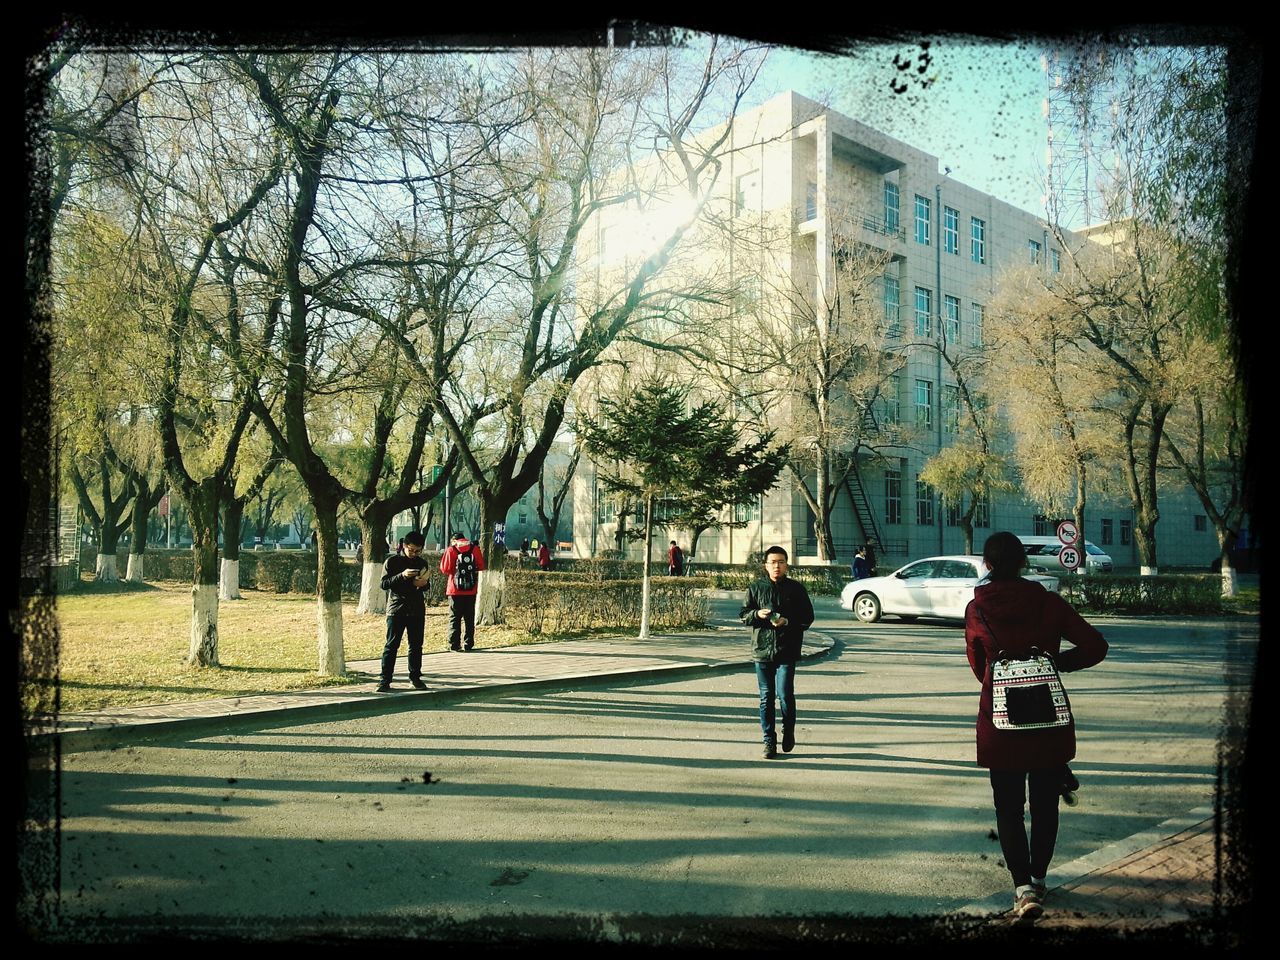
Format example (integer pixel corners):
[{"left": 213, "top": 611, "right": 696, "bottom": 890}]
[{"left": 573, "top": 92, "right": 1226, "bottom": 571}]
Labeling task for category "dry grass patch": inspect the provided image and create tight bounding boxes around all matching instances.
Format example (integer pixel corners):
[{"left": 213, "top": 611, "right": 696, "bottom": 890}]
[{"left": 41, "top": 580, "right": 540, "bottom": 713}]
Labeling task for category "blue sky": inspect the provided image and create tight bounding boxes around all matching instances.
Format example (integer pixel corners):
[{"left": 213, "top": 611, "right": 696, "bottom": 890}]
[{"left": 746, "top": 39, "right": 1052, "bottom": 222}]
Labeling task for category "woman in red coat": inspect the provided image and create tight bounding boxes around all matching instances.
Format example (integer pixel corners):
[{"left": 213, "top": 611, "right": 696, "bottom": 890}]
[{"left": 965, "top": 531, "right": 1107, "bottom": 920}]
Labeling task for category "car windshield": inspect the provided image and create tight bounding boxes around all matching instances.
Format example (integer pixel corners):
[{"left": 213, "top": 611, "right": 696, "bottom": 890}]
[{"left": 1085, "top": 544, "right": 1106, "bottom": 556}]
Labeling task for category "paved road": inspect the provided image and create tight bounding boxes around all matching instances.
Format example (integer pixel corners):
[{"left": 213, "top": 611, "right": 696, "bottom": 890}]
[{"left": 24, "top": 598, "right": 1255, "bottom": 942}]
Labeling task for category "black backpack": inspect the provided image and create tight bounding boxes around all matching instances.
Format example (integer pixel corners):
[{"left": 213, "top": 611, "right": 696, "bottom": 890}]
[{"left": 453, "top": 548, "right": 477, "bottom": 591}]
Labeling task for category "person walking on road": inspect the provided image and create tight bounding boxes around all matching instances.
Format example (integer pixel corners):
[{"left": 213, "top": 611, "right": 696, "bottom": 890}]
[
  {"left": 441, "top": 531, "right": 486, "bottom": 651},
  {"left": 965, "top": 531, "right": 1107, "bottom": 921},
  {"left": 377, "top": 531, "right": 431, "bottom": 692},
  {"left": 740, "top": 545, "right": 815, "bottom": 759},
  {"left": 537, "top": 541, "right": 552, "bottom": 571}
]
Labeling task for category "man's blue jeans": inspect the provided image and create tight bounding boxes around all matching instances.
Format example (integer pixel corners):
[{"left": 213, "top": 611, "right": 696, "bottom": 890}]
[{"left": 754, "top": 660, "right": 796, "bottom": 744}]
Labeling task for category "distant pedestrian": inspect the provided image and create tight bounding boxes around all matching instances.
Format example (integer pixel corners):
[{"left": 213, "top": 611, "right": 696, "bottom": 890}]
[
  {"left": 521, "top": 537, "right": 530, "bottom": 558},
  {"left": 395, "top": 537, "right": 405, "bottom": 556},
  {"left": 440, "top": 531, "right": 486, "bottom": 651},
  {"left": 851, "top": 545, "right": 871, "bottom": 580},
  {"left": 668, "top": 540, "right": 684, "bottom": 577},
  {"left": 965, "top": 530, "right": 1108, "bottom": 921},
  {"left": 537, "top": 541, "right": 551, "bottom": 571},
  {"left": 740, "top": 545, "right": 814, "bottom": 759},
  {"left": 377, "top": 531, "right": 430, "bottom": 693},
  {"left": 355, "top": 542, "right": 364, "bottom": 564}
]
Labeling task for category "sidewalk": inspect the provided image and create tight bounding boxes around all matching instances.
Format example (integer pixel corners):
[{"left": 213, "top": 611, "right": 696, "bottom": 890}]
[
  {"left": 32, "top": 625, "right": 832, "bottom": 752},
  {"left": 28, "top": 624, "right": 1234, "bottom": 937}
]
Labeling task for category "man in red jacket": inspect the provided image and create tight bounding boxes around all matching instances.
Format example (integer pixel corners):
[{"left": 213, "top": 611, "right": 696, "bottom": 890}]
[{"left": 440, "top": 531, "right": 486, "bottom": 651}]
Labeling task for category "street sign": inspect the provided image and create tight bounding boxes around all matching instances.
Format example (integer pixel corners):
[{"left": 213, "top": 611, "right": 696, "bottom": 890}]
[
  {"left": 1059, "top": 545, "right": 1083, "bottom": 571},
  {"left": 1056, "top": 520, "right": 1079, "bottom": 545},
  {"left": 494, "top": 522, "right": 506, "bottom": 546}
]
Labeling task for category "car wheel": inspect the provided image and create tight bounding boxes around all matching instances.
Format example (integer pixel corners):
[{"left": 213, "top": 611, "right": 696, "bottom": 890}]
[{"left": 853, "top": 593, "right": 881, "bottom": 623}]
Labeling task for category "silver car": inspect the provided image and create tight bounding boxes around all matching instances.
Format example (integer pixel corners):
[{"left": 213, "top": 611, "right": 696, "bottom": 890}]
[{"left": 840, "top": 555, "right": 1061, "bottom": 623}]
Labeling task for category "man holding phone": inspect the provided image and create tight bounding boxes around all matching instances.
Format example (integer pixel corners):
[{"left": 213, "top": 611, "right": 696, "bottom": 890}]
[
  {"left": 740, "top": 545, "right": 815, "bottom": 758},
  {"left": 377, "top": 530, "right": 431, "bottom": 692}
]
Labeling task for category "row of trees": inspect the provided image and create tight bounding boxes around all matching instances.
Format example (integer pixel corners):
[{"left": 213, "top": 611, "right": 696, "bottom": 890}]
[{"left": 35, "top": 42, "right": 774, "bottom": 674}]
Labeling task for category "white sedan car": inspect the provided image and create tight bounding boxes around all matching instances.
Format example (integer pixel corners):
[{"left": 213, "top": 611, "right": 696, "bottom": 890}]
[{"left": 840, "top": 555, "right": 1061, "bottom": 623}]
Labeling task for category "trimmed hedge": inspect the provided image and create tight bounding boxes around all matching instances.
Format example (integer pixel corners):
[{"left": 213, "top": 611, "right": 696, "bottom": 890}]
[
  {"left": 1058, "top": 575, "right": 1223, "bottom": 615},
  {"left": 544, "top": 557, "right": 846, "bottom": 596},
  {"left": 504, "top": 574, "right": 711, "bottom": 636}
]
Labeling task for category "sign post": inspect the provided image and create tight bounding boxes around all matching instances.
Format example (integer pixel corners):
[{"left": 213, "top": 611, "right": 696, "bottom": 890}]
[{"left": 1056, "top": 520, "right": 1082, "bottom": 573}]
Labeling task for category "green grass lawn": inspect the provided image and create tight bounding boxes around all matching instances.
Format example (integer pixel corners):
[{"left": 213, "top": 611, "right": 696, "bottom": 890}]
[{"left": 37, "top": 580, "right": 547, "bottom": 714}]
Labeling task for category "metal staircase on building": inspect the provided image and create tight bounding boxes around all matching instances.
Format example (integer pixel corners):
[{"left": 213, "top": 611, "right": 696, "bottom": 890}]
[{"left": 843, "top": 462, "right": 883, "bottom": 557}]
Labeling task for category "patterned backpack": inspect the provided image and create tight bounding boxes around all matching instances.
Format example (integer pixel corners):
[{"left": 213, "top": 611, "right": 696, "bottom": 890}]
[{"left": 453, "top": 548, "right": 477, "bottom": 592}]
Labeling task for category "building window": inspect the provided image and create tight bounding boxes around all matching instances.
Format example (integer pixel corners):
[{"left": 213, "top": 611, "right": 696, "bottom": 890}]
[
  {"left": 1049, "top": 247, "right": 1061, "bottom": 273},
  {"left": 884, "top": 181, "right": 900, "bottom": 232},
  {"left": 1120, "top": 519, "right": 1132, "bottom": 545},
  {"left": 1100, "top": 518, "right": 1113, "bottom": 545},
  {"left": 970, "top": 302, "right": 985, "bottom": 347},
  {"left": 881, "top": 372, "right": 901, "bottom": 425},
  {"left": 971, "top": 217, "right": 986, "bottom": 264},
  {"left": 596, "top": 496, "right": 617, "bottom": 524},
  {"left": 1033, "top": 514, "right": 1049, "bottom": 536},
  {"left": 885, "top": 468, "right": 901, "bottom": 525},
  {"left": 916, "top": 479, "right": 935, "bottom": 526},
  {"left": 943, "top": 206, "right": 959, "bottom": 254},
  {"left": 975, "top": 493, "right": 990, "bottom": 528},
  {"left": 915, "top": 379, "right": 932, "bottom": 429},
  {"left": 944, "top": 295, "right": 960, "bottom": 343},
  {"left": 914, "top": 286, "right": 932, "bottom": 337},
  {"left": 1029, "top": 239, "right": 1042, "bottom": 264},
  {"left": 946, "top": 497, "right": 963, "bottom": 527},
  {"left": 734, "top": 170, "right": 759, "bottom": 217},
  {"left": 733, "top": 500, "right": 759, "bottom": 523},
  {"left": 1194, "top": 514, "right": 1207, "bottom": 532},
  {"left": 805, "top": 181, "right": 817, "bottom": 221},
  {"left": 942, "top": 384, "right": 961, "bottom": 433},
  {"left": 915, "top": 195, "right": 931, "bottom": 245},
  {"left": 883, "top": 275, "right": 900, "bottom": 333}
]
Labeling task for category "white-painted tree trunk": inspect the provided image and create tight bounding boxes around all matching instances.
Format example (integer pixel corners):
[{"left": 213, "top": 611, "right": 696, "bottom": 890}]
[
  {"left": 125, "top": 554, "right": 145, "bottom": 583},
  {"left": 189, "top": 583, "right": 220, "bottom": 665},
  {"left": 219, "top": 558, "right": 242, "bottom": 600},
  {"left": 356, "top": 562, "right": 387, "bottom": 615},
  {"left": 1220, "top": 563, "right": 1238, "bottom": 598},
  {"left": 95, "top": 553, "right": 119, "bottom": 582},
  {"left": 317, "top": 600, "right": 345, "bottom": 676},
  {"left": 1140, "top": 565, "right": 1158, "bottom": 576},
  {"left": 476, "top": 570, "right": 505, "bottom": 625}
]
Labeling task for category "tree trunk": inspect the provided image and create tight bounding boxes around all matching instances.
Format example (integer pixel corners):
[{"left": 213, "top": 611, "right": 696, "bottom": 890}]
[
  {"left": 313, "top": 499, "right": 345, "bottom": 676},
  {"left": 476, "top": 495, "right": 506, "bottom": 626},
  {"left": 356, "top": 505, "right": 393, "bottom": 615},
  {"left": 814, "top": 455, "right": 836, "bottom": 562},
  {"left": 1217, "top": 529, "right": 1238, "bottom": 598},
  {"left": 125, "top": 496, "right": 150, "bottom": 583},
  {"left": 95, "top": 553, "right": 119, "bottom": 582},
  {"left": 187, "top": 479, "right": 221, "bottom": 666},
  {"left": 639, "top": 493, "right": 654, "bottom": 639},
  {"left": 219, "top": 498, "right": 244, "bottom": 599}
]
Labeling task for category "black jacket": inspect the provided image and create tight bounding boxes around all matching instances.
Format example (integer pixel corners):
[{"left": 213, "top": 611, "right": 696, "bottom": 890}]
[
  {"left": 740, "top": 576, "right": 815, "bottom": 663},
  {"left": 380, "top": 554, "right": 430, "bottom": 617}
]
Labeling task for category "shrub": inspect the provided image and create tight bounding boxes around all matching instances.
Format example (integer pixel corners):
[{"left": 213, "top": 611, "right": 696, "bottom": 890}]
[
  {"left": 1057, "top": 575, "right": 1223, "bottom": 615},
  {"left": 504, "top": 576, "right": 711, "bottom": 636}
]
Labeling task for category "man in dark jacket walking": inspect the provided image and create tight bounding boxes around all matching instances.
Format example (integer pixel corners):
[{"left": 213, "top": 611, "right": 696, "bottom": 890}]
[
  {"left": 377, "top": 531, "right": 431, "bottom": 692},
  {"left": 740, "top": 545, "right": 815, "bottom": 758}
]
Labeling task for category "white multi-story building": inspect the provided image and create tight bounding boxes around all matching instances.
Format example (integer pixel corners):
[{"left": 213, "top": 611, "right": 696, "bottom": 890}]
[{"left": 573, "top": 91, "right": 1230, "bottom": 572}]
